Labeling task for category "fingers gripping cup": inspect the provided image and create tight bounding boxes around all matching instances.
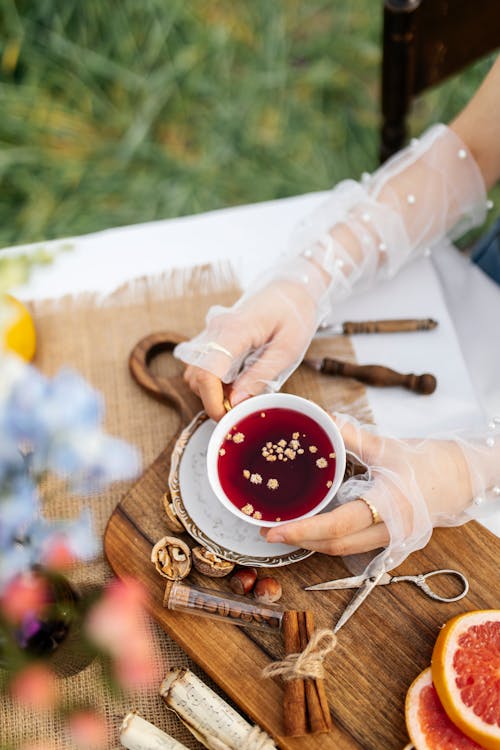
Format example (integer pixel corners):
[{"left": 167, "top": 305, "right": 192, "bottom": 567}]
[{"left": 207, "top": 394, "right": 346, "bottom": 527}]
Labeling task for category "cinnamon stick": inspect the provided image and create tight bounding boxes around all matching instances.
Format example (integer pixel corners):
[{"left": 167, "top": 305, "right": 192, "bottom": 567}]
[
  {"left": 300, "top": 611, "right": 333, "bottom": 732},
  {"left": 282, "top": 610, "right": 307, "bottom": 736},
  {"left": 297, "top": 611, "right": 324, "bottom": 733}
]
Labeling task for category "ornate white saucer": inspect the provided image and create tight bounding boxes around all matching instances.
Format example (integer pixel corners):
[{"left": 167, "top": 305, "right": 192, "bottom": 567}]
[{"left": 169, "top": 412, "right": 314, "bottom": 567}]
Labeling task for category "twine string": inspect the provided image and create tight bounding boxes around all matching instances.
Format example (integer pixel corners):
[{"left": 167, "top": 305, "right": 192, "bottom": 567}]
[{"left": 261, "top": 629, "right": 337, "bottom": 681}]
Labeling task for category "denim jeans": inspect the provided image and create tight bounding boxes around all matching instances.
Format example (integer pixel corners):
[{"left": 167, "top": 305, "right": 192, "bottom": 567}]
[{"left": 471, "top": 218, "right": 500, "bottom": 285}]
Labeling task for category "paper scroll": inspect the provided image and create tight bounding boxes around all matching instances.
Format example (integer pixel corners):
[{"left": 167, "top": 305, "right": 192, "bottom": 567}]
[
  {"left": 120, "top": 712, "right": 189, "bottom": 750},
  {"left": 160, "top": 668, "right": 277, "bottom": 750}
]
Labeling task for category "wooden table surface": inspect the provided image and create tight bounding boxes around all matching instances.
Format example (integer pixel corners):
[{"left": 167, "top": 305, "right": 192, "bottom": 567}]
[{"left": 105, "top": 353, "right": 500, "bottom": 749}]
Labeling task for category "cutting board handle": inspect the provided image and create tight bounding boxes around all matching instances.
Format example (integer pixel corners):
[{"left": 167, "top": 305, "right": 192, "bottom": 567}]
[{"left": 129, "top": 331, "right": 200, "bottom": 424}]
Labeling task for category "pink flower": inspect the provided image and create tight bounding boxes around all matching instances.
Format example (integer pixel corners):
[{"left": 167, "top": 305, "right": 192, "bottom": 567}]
[
  {"left": 42, "top": 538, "right": 76, "bottom": 570},
  {"left": 10, "top": 663, "right": 58, "bottom": 711},
  {"left": 85, "top": 577, "right": 144, "bottom": 646},
  {"left": 0, "top": 573, "right": 48, "bottom": 623},
  {"left": 114, "top": 641, "right": 159, "bottom": 688},
  {"left": 85, "top": 577, "right": 158, "bottom": 690},
  {"left": 68, "top": 711, "right": 107, "bottom": 750}
]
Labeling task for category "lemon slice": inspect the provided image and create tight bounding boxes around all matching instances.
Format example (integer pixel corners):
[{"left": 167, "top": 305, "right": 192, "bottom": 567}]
[{"left": 2, "top": 294, "right": 36, "bottom": 362}]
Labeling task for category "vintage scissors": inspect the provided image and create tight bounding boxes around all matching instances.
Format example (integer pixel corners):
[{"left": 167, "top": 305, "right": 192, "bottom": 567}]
[{"left": 305, "top": 568, "right": 469, "bottom": 633}]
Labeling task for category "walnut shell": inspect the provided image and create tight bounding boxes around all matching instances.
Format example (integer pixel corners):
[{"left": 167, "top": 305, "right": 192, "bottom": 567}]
[
  {"left": 151, "top": 536, "right": 191, "bottom": 581},
  {"left": 162, "top": 492, "right": 185, "bottom": 534},
  {"left": 191, "top": 546, "right": 235, "bottom": 578}
]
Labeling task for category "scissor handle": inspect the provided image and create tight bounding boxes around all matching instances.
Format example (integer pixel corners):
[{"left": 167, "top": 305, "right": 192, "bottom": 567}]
[{"left": 392, "top": 569, "right": 469, "bottom": 603}]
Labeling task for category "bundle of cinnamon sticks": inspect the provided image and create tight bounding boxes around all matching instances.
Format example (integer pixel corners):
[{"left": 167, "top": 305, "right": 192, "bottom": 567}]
[{"left": 282, "top": 609, "right": 333, "bottom": 736}]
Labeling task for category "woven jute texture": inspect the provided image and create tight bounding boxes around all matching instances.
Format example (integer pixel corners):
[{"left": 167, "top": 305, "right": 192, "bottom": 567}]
[
  {"left": 2, "top": 263, "right": 371, "bottom": 750},
  {"left": 3, "top": 264, "right": 242, "bottom": 750}
]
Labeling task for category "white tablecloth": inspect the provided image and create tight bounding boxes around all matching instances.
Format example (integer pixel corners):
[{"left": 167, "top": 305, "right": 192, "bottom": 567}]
[{"left": 8, "top": 191, "right": 500, "bottom": 534}]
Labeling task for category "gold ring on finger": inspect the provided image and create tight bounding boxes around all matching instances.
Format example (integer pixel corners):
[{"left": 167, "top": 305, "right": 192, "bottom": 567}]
[
  {"left": 205, "top": 341, "right": 233, "bottom": 358},
  {"left": 358, "top": 496, "right": 382, "bottom": 525}
]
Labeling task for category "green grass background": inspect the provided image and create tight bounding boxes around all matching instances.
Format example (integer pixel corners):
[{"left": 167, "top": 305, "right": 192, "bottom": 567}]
[{"left": 0, "top": 1, "right": 497, "bottom": 249}]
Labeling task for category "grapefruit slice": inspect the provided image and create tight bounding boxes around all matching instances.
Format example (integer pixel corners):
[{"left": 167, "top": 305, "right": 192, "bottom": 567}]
[
  {"left": 432, "top": 609, "right": 500, "bottom": 750},
  {"left": 405, "top": 668, "right": 482, "bottom": 749}
]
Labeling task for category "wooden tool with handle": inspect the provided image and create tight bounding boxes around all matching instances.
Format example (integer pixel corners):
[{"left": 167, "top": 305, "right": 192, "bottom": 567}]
[
  {"left": 342, "top": 317, "right": 437, "bottom": 334},
  {"left": 304, "top": 357, "right": 437, "bottom": 395}
]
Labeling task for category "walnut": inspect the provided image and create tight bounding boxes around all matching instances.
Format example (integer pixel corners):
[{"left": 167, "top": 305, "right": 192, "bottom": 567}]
[
  {"left": 192, "top": 546, "right": 235, "bottom": 577},
  {"left": 151, "top": 536, "right": 191, "bottom": 581},
  {"left": 162, "top": 492, "right": 185, "bottom": 534}
]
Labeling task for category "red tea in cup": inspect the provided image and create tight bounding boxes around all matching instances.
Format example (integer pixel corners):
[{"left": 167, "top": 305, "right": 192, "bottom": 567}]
[{"left": 217, "top": 407, "right": 337, "bottom": 523}]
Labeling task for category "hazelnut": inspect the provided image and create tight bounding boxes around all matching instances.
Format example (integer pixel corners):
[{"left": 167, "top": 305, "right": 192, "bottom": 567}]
[
  {"left": 192, "top": 546, "right": 235, "bottom": 577},
  {"left": 229, "top": 567, "right": 258, "bottom": 595},
  {"left": 253, "top": 577, "right": 282, "bottom": 604}
]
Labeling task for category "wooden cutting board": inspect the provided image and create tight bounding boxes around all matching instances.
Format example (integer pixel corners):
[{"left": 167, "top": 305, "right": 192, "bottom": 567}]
[{"left": 104, "top": 332, "right": 500, "bottom": 750}]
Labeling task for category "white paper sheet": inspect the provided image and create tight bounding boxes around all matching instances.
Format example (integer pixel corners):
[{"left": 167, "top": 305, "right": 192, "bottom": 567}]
[{"left": 325, "top": 255, "right": 485, "bottom": 437}]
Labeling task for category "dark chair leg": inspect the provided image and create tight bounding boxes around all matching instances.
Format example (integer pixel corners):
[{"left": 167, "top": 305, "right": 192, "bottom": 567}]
[{"left": 380, "top": 0, "right": 421, "bottom": 163}]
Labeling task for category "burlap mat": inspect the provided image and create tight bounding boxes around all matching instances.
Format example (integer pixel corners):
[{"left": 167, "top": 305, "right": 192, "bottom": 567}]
[
  {"left": 3, "top": 264, "right": 241, "bottom": 750},
  {"left": 2, "top": 264, "right": 371, "bottom": 750}
]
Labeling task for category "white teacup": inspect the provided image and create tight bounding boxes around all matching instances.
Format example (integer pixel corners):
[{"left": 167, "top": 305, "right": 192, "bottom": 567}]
[{"left": 206, "top": 393, "right": 346, "bottom": 527}]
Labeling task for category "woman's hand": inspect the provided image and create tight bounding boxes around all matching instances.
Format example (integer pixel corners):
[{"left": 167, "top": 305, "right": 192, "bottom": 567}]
[
  {"left": 175, "top": 279, "right": 319, "bottom": 421},
  {"left": 261, "top": 415, "right": 474, "bottom": 560}
]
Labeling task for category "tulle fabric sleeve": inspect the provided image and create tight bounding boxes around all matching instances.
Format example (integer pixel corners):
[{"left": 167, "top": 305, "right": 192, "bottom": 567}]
[
  {"left": 331, "top": 411, "right": 500, "bottom": 578},
  {"left": 174, "top": 125, "right": 488, "bottom": 399},
  {"left": 285, "top": 124, "right": 487, "bottom": 321}
]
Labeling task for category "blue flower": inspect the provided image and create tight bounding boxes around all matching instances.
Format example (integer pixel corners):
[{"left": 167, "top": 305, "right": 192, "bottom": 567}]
[
  {"left": 0, "top": 475, "right": 38, "bottom": 545},
  {"left": 0, "top": 356, "right": 141, "bottom": 591},
  {"left": 0, "top": 438, "right": 25, "bottom": 484},
  {"left": 29, "top": 508, "right": 99, "bottom": 563},
  {"left": 2, "top": 362, "right": 49, "bottom": 445},
  {"left": 42, "top": 431, "right": 140, "bottom": 493},
  {"left": 0, "top": 543, "right": 32, "bottom": 589},
  {"left": 40, "top": 369, "right": 103, "bottom": 434}
]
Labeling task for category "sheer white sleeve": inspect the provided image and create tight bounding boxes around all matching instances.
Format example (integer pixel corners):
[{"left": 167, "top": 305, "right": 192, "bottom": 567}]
[
  {"left": 283, "top": 124, "right": 488, "bottom": 319},
  {"left": 331, "top": 411, "right": 500, "bottom": 579},
  {"left": 174, "top": 125, "right": 488, "bottom": 399}
]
